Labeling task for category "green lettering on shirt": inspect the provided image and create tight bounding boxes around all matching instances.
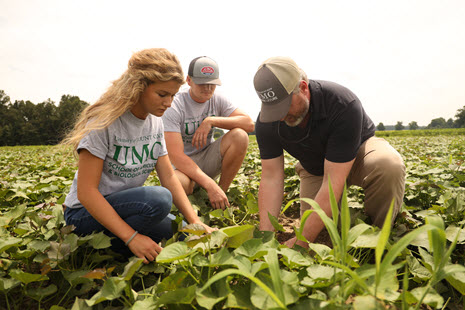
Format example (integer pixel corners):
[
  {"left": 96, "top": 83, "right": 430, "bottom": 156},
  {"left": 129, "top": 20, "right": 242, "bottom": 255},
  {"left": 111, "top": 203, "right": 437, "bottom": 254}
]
[
  {"left": 184, "top": 121, "right": 197, "bottom": 135},
  {"left": 113, "top": 145, "right": 130, "bottom": 166},
  {"left": 132, "top": 144, "right": 150, "bottom": 165},
  {"left": 150, "top": 142, "right": 162, "bottom": 160}
]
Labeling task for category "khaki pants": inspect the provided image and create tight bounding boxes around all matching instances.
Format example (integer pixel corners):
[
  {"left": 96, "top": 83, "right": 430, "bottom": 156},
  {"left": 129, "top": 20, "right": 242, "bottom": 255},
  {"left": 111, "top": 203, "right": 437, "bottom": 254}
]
[
  {"left": 188, "top": 136, "right": 223, "bottom": 188},
  {"left": 296, "top": 136, "right": 406, "bottom": 227}
]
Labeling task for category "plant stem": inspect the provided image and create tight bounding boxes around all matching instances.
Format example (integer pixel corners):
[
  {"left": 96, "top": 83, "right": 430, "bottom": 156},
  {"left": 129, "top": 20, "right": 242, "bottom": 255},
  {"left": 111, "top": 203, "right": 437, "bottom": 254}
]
[
  {"left": 56, "top": 285, "right": 72, "bottom": 306},
  {"left": 3, "top": 291, "right": 10, "bottom": 310}
]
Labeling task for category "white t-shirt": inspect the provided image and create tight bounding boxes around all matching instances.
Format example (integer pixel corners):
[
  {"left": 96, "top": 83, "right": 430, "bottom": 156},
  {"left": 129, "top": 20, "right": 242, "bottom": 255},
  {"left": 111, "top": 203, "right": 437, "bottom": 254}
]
[
  {"left": 161, "top": 88, "right": 236, "bottom": 156},
  {"left": 64, "top": 110, "right": 168, "bottom": 209}
]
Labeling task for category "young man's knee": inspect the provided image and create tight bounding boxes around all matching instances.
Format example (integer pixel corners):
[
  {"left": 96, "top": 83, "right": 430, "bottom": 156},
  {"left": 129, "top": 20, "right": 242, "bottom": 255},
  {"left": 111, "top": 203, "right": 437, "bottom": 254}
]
[
  {"left": 227, "top": 128, "right": 249, "bottom": 148},
  {"left": 185, "top": 181, "right": 195, "bottom": 195}
]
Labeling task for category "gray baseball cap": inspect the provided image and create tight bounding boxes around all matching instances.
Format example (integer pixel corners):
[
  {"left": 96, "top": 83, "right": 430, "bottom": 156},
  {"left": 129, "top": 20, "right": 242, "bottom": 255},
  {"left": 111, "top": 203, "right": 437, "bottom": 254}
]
[
  {"left": 253, "top": 56, "right": 301, "bottom": 122},
  {"left": 188, "top": 56, "right": 222, "bottom": 85}
]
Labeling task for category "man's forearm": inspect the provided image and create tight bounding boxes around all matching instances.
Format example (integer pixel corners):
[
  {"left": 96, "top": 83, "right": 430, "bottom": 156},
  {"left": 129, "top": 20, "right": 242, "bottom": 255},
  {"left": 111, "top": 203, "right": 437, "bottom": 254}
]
[
  {"left": 206, "top": 116, "right": 254, "bottom": 133},
  {"left": 170, "top": 154, "right": 216, "bottom": 190},
  {"left": 258, "top": 179, "right": 284, "bottom": 231}
]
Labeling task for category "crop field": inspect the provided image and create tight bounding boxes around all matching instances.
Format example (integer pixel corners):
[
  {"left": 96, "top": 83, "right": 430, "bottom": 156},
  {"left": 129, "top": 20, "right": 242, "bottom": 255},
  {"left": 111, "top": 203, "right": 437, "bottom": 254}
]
[{"left": 1, "top": 134, "right": 465, "bottom": 309}]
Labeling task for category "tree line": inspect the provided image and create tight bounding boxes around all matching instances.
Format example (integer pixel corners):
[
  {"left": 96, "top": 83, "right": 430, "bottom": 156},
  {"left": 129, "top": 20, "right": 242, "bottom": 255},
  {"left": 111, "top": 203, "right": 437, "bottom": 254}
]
[
  {"left": 0, "top": 90, "right": 88, "bottom": 146},
  {"left": 1, "top": 89, "right": 465, "bottom": 145},
  {"left": 377, "top": 107, "right": 465, "bottom": 131}
]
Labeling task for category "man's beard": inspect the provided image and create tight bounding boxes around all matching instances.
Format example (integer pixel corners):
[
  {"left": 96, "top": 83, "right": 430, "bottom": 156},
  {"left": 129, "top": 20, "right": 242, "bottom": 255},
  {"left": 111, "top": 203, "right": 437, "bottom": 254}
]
[{"left": 284, "top": 97, "right": 310, "bottom": 127}]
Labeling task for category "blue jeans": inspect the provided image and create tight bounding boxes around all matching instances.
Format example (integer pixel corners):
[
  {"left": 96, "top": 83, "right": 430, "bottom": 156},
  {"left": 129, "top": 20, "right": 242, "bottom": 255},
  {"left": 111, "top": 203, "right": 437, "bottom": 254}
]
[{"left": 64, "top": 186, "right": 177, "bottom": 257}]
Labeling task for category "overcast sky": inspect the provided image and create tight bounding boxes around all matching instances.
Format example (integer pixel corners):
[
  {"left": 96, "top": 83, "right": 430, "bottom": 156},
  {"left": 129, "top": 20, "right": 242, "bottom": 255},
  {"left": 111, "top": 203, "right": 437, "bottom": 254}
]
[{"left": 1, "top": 0, "right": 464, "bottom": 126}]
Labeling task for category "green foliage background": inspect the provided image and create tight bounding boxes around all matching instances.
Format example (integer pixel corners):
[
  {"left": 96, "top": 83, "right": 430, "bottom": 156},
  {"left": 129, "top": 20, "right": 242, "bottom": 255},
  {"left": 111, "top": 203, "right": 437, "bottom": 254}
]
[{"left": 1, "top": 134, "right": 465, "bottom": 309}]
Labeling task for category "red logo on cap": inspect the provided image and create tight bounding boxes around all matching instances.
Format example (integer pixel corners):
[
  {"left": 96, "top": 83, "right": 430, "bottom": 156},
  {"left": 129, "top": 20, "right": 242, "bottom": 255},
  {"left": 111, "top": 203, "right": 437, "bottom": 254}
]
[{"left": 201, "top": 66, "right": 215, "bottom": 76}]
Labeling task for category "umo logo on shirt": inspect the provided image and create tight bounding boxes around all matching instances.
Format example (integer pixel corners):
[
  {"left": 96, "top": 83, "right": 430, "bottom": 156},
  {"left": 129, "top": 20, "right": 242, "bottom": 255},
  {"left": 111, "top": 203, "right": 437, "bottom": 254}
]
[
  {"left": 112, "top": 142, "right": 162, "bottom": 166},
  {"left": 257, "top": 88, "right": 278, "bottom": 103},
  {"left": 201, "top": 66, "right": 215, "bottom": 76}
]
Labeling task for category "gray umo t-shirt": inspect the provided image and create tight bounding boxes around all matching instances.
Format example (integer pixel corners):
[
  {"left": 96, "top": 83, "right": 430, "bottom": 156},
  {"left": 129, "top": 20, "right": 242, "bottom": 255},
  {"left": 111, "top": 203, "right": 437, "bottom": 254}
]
[
  {"left": 161, "top": 88, "right": 236, "bottom": 156},
  {"left": 64, "top": 110, "right": 168, "bottom": 209}
]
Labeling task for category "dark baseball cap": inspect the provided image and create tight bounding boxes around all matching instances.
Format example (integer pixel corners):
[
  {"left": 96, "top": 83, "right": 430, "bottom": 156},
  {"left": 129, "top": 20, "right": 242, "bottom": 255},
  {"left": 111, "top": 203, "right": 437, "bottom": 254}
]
[
  {"left": 253, "top": 57, "right": 301, "bottom": 122},
  {"left": 188, "top": 56, "right": 222, "bottom": 86}
]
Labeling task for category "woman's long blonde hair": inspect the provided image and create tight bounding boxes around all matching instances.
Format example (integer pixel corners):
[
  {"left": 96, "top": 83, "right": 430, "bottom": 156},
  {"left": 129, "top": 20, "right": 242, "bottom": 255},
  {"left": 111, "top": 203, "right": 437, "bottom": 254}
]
[{"left": 62, "top": 48, "right": 185, "bottom": 153}]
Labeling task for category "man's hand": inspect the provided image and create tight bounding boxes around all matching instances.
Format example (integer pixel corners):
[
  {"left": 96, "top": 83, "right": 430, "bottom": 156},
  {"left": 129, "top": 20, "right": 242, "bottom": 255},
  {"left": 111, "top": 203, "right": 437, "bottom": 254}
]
[
  {"left": 284, "top": 236, "right": 309, "bottom": 249},
  {"left": 192, "top": 118, "right": 212, "bottom": 149},
  {"left": 206, "top": 183, "right": 230, "bottom": 210}
]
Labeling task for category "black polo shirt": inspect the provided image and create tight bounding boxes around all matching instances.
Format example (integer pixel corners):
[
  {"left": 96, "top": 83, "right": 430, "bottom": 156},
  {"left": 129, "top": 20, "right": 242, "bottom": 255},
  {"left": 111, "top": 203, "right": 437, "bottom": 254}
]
[{"left": 256, "top": 80, "right": 375, "bottom": 176}]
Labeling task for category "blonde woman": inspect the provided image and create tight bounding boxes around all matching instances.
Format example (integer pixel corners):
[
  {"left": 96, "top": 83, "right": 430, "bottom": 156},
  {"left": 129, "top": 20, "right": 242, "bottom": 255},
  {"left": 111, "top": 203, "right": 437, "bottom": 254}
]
[{"left": 62, "top": 48, "right": 213, "bottom": 263}]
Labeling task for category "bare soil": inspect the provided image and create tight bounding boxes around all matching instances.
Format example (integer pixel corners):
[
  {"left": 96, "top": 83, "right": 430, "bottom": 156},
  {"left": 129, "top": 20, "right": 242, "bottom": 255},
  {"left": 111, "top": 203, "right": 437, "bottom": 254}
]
[{"left": 276, "top": 203, "right": 333, "bottom": 248}]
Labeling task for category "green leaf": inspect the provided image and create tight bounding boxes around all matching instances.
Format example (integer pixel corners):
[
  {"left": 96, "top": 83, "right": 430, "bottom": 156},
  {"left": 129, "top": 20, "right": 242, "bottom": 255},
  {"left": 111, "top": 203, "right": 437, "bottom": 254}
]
[
  {"left": 156, "top": 242, "right": 194, "bottom": 263},
  {"left": 425, "top": 216, "right": 446, "bottom": 269},
  {"left": 350, "top": 230, "right": 380, "bottom": 248},
  {"left": 0, "top": 204, "right": 26, "bottom": 226},
  {"left": 375, "top": 199, "right": 394, "bottom": 276},
  {"left": 377, "top": 224, "right": 436, "bottom": 290},
  {"left": 155, "top": 271, "right": 189, "bottom": 293},
  {"left": 268, "top": 212, "right": 285, "bottom": 232},
  {"left": 223, "top": 225, "right": 254, "bottom": 248},
  {"left": 229, "top": 255, "right": 253, "bottom": 274},
  {"left": 85, "top": 277, "right": 126, "bottom": 306},
  {"left": 0, "top": 277, "right": 20, "bottom": 291},
  {"left": 47, "top": 241, "right": 71, "bottom": 260},
  {"left": 234, "top": 238, "right": 268, "bottom": 260},
  {"left": 62, "top": 270, "right": 93, "bottom": 286},
  {"left": 157, "top": 285, "right": 196, "bottom": 306},
  {"left": 308, "top": 243, "right": 333, "bottom": 260},
  {"left": 210, "top": 247, "right": 234, "bottom": 266},
  {"left": 445, "top": 225, "right": 465, "bottom": 243},
  {"left": 180, "top": 223, "right": 207, "bottom": 236},
  {"left": 445, "top": 269, "right": 465, "bottom": 295},
  {"left": 63, "top": 233, "right": 79, "bottom": 252},
  {"left": 71, "top": 297, "right": 93, "bottom": 310},
  {"left": 347, "top": 223, "right": 373, "bottom": 245},
  {"left": 0, "top": 237, "right": 22, "bottom": 253},
  {"left": 279, "top": 247, "right": 313, "bottom": 268},
  {"left": 250, "top": 271, "right": 298, "bottom": 309},
  {"left": 198, "top": 269, "right": 287, "bottom": 309},
  {"left": 27, "top": 240, "right": 50, "bottom": 252},
  {"left": 407, "top": 256, "right": 432, "bottom": 281},
  {"left": 120, "top": 257, "right": 144, "bottom": 281},
  {"left": 26, "top": 284, "right": 57, "bottom": 300},
  {"left": 306, "top": 265, "right": 337, "bottom": 280},
  {"left": 88, "top": 231, "right": 112, "bottom": 249},
  {"left": 265, "top": 249, "right": 285, "bottom": 305},
  {"left": 224, "top": 282, "right": 254, "bottom": 309},
  {"left": 222, "top": 224, "right": 255, "bottom": 237},
  {"left": 131, "top": 298, "right": 158, "bottom": 309},
  {"left": 196, "top": 278, "right": 231, "bottom": 309},
  {"left": 9, "top": 269, "right": 49, "bottom": 284},
  {"left": 246, "top": 196, "right": 259, "bottom": 214},
  {"left": 326, "top": 175, "right": 339, "bottom": 227},
  {"left": 410, "top": 286, "right": 444, "bottom": 309},
  {"left": 353, "top": 295, "right": 385, "bottom": 310}
]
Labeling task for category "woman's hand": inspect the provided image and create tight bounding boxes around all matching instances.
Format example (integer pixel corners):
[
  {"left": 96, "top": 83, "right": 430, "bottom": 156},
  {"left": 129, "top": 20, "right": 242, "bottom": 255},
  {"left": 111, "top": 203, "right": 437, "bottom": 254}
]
[
  {"left": 192, "top": 221, "right": 217, "bottom": 234},
  {"left": 127, "top": 233, "right": 163, "bottom": 264}
]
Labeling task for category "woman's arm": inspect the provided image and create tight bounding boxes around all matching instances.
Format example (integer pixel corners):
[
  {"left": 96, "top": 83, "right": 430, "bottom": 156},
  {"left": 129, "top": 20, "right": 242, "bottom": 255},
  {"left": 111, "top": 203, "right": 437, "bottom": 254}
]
[
  {"left": 155, "top": 154, "right": 214, "bottom": 233},
  {"left": 77, "top": 149, "right": 162, "bottom": 263}
]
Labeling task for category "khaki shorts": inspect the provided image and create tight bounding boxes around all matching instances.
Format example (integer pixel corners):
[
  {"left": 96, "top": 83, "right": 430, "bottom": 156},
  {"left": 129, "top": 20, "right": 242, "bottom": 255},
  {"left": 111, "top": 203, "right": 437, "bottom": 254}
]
[
  {"left": 187, "top": 136, "right": 223, "bottom": 180},
  {"left": 296, "top": 136, "right": 405, "bottom": 227}
]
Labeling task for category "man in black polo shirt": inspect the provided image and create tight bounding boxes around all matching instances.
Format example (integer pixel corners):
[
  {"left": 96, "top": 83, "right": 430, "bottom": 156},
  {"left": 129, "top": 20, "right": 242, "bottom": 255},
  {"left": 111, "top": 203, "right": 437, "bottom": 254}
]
[{"left": 253, "top": 56, "right": 406, "bottom": 248}]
